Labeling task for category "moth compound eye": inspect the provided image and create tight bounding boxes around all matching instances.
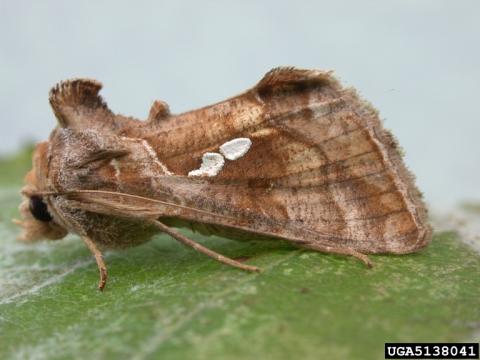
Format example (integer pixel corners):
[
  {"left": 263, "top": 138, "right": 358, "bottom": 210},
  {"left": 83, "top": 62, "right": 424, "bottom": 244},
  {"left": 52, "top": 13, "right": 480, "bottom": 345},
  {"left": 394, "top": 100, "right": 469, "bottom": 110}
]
[{"left": 29, "top": 195, "right": 53, "bottom": 222}]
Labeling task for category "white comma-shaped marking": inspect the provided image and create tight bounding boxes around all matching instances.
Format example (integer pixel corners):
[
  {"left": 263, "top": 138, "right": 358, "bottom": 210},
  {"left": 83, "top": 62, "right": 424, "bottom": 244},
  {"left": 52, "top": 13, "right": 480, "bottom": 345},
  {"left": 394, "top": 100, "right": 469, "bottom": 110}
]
[
  {"left": 219, "top": 138, "right": 252, "bottom": 160},
  {"left": 187, "top": 152, "right": 225, "bottom": 177},
  {"left": 188, "top": 137, "right": 252, "bottom": 177}
]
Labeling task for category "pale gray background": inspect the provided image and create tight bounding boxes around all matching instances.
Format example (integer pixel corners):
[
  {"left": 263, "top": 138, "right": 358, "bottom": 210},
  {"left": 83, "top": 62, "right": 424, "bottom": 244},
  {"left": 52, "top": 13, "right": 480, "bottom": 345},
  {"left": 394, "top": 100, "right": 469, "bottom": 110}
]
[{"left": 1, "top": 1, "right": 479, "bottom": 208}]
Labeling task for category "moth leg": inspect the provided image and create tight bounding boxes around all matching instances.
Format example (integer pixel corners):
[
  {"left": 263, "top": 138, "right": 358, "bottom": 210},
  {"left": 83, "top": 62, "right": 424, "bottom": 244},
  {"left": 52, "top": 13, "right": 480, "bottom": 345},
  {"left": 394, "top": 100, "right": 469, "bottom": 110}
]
[
  {"left": 82, "top": 236, "right": 108, "bottom": 291},
  {"left": 153, "top": 220, "right": 261, "bottom": 272},
  {"left": 301, "top": 243, "right": 373, "bottom": 268}
]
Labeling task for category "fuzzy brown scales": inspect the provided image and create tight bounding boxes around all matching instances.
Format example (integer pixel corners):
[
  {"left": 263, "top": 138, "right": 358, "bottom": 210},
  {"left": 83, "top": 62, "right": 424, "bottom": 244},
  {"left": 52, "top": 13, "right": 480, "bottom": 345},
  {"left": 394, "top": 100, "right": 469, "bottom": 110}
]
[{"left": 15, "top": 67, "right": 432, "bottom": 291}]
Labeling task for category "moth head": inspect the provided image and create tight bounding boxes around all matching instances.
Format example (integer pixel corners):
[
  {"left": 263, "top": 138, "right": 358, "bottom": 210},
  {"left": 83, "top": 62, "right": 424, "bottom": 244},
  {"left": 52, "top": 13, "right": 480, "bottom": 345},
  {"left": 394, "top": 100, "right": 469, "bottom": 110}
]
[{"left": 14, "top": 142, "right": 68, "bottom": 242}]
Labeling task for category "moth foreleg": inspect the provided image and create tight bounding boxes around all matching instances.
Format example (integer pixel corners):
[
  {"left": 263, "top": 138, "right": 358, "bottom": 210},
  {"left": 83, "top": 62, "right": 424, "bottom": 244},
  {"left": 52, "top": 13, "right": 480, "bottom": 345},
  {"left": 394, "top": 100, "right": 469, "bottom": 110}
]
[
  {"left": 301, "top": 243, "right": 373, "bottom": 268},
  {"left": 82, "top": 236, "right": 108, "bottom": 291},
  {"left": 153, "top": 220, "right": 261, "bottom": 273}
]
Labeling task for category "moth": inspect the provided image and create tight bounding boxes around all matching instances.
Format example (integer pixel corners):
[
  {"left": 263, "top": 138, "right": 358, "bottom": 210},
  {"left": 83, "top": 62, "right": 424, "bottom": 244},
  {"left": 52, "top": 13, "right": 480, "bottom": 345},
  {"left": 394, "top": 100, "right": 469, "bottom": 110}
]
[{"left": 15, "top": 67, "right": 432, "bottom": 290}]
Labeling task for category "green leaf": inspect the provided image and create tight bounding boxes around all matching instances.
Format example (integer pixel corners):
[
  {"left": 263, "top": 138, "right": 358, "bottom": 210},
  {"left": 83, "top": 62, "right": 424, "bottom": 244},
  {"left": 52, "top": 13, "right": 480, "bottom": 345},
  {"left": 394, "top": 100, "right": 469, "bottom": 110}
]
[{"left": 1, "top": 151, "right": 479, "bottom": 360}]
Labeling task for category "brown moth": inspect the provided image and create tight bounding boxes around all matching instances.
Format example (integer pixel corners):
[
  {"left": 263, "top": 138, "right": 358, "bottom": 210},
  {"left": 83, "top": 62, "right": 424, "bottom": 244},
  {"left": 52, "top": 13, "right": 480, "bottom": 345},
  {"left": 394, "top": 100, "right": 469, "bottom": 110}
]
[{"left": 14, "top": 67, "right": 432, "bottom": 290}]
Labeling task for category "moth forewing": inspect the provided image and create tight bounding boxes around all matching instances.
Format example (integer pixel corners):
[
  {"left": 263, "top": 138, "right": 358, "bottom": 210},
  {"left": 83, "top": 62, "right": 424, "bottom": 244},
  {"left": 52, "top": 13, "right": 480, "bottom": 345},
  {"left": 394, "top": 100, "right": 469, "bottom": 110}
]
[{"left": 16, "top": 67, "right": 432, "bottom": 290}]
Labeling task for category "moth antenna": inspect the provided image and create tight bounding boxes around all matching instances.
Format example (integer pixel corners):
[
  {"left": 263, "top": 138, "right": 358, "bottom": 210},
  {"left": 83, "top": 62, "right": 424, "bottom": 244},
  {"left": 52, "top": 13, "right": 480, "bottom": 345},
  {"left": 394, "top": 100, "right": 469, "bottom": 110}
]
[
  {"left": 62, "top": 190, "right": 339, "bottom": 242},
  {"left": 42, "top": 189, "right": 374, "bottom": 249},
  {"left": 62, "top": 189, "right": 240, "bottom": 222},
  {"left": 153, "top": 220, "right": 260, "bottom": 272},
  {"left": 31, "top": 190, "right": 63, "bottom": 197}
]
